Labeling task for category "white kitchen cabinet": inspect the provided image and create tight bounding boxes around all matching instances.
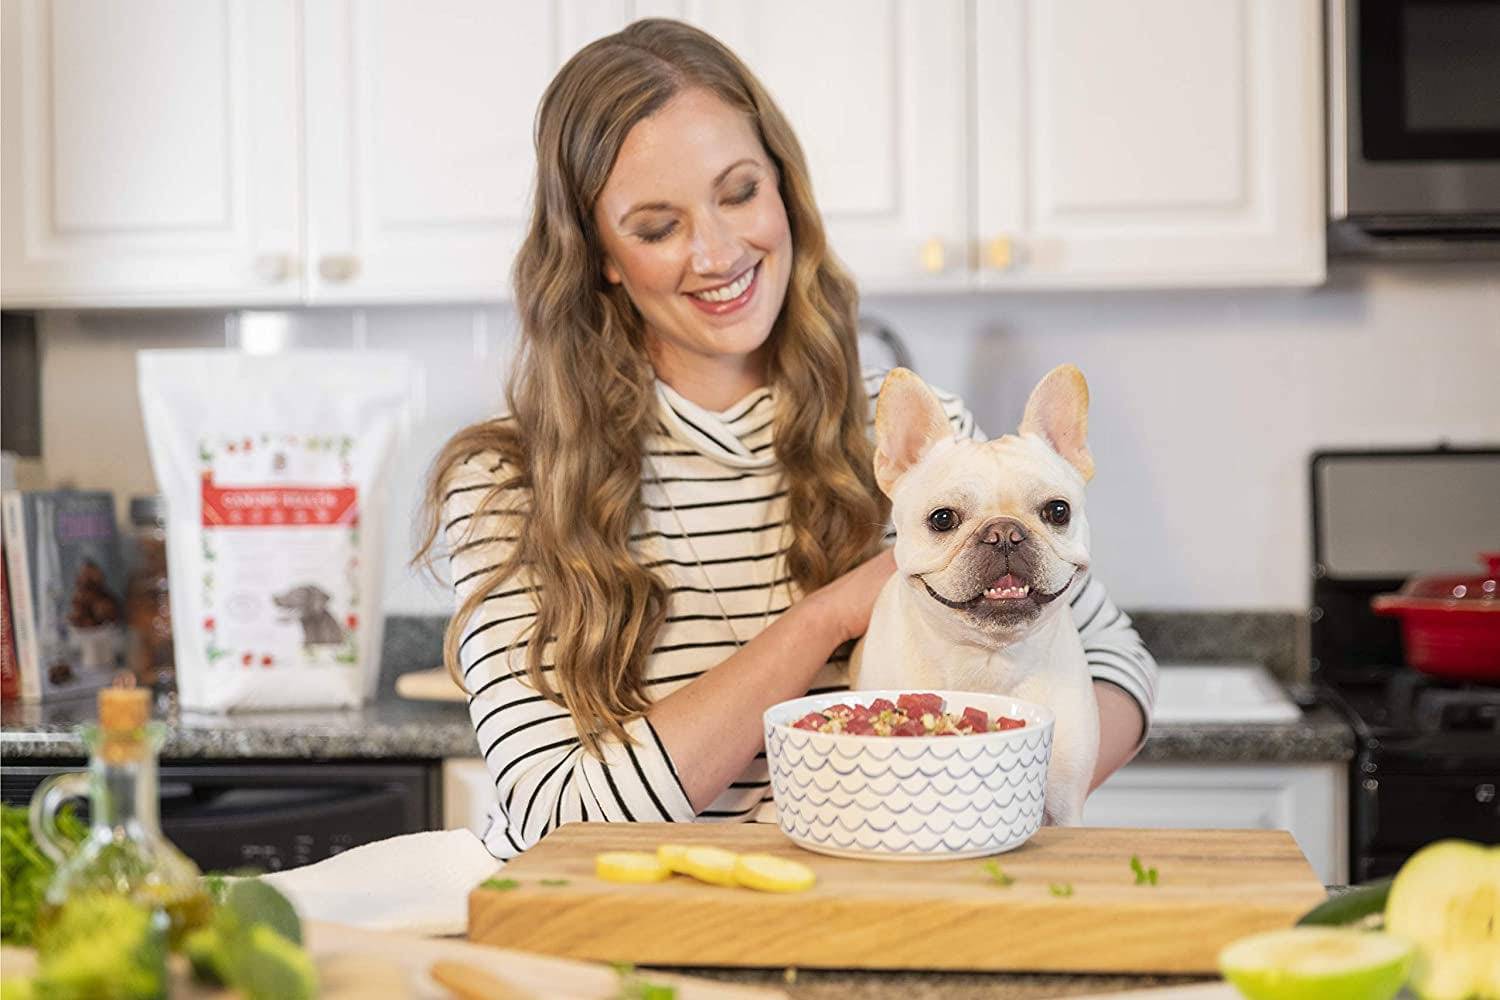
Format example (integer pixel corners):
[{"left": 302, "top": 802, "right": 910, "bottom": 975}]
[
  {"left": 301, "top": 0, "right": 623, "bottom": 304},
  {"left": 1, "top": 0, "right": 622, "bottom": 307},
  {"left": 3, "top": 0, "right": 1325, "bottom": 307},
  {"left": 1085, "top": 762, "right": 1348, "bottom": 884},
  {"left": 973, "top": 0, "right": 1325, "bottom": 288},
  {"left": 0, "top": 0, "right": 303, "bottom": 306},
  {"left": 641, "top": 0, "right": 970, "bottom": 291}
]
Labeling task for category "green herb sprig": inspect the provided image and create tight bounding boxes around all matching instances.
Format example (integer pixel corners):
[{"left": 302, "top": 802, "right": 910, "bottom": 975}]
[
  {"left": 1130, "top": 855, "right": 1159, "bottom": 886},
  {"left": 480, "top": 877, "right": 520, "bottom": 892},
  {"left": 980, "top": 860, "right": 1014, "bottom": 887},
  {"left": 1049, "top": 882, "right": 1074, "bottom": 897},
  {"left": 612, "top": 961, "right": 678, "bottom": 999}
]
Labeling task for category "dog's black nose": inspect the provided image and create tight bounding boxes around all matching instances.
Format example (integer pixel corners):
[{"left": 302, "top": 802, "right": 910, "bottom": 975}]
[{"left": 980, "top": 518, "right": 1027, "bottom": 548}]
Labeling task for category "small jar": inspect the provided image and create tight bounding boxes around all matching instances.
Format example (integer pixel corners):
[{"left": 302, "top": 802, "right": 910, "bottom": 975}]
[{"left": 124, "top": 496, "right": 174, "bottom": 692}]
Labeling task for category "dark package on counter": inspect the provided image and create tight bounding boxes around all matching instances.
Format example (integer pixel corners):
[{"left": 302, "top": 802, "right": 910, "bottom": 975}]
[{"left": 0, "top": 489, "right": 126, "bottom": 702}]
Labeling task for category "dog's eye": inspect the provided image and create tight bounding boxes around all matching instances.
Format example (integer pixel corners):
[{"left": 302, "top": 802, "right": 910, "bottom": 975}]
[
  {"left": 1043, "top": 500, "right": 1071, "bottom": 527},
  {"left": 927, "top": 508, "right": 959, "bottom": 532}
]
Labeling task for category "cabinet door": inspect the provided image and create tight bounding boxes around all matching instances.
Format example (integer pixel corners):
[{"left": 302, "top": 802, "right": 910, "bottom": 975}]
[
  {"left": 974, "top": 0, "right": 1324, "bottom": 288},
  {"left": 0, "top": 0, "right": 302, "bottom": 307},
  {"left": 1085, "top": 762, "right": 1348, "bottom": 884},
  {"left": 302, "top": 0, "right": 624, "bottom": 304},
  {"left": 639, "top": 0, "right": 970, "bottom": 292}
]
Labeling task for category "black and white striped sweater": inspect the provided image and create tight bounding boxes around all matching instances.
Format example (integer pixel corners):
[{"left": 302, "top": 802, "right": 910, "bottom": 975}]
[{"left": 443, "top": 369, "right": 1158, "bottom": 860}]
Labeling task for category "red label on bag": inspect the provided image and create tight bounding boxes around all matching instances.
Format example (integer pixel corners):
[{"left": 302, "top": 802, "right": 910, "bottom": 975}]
[{"left": 200, "top": 475, "right": 358, "bottom": 527}]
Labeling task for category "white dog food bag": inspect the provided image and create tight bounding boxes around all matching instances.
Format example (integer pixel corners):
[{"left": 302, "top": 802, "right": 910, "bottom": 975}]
[{"left": 138, "top": 351, "right": 413, "bottom": 712}]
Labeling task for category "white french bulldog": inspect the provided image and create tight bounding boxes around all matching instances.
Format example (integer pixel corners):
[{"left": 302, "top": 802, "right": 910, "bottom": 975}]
[{"left": 849, "top": 364, "right": 1100, "bottom": 826}]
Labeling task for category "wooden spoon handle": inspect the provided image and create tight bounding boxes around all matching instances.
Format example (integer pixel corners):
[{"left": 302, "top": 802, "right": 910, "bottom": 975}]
[{"left": 429, "top": 959, "right": 536, "bottom": 1000}]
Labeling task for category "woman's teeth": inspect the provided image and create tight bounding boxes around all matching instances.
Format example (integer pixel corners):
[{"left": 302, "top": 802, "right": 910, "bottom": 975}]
[{"left": 689, "top": 264, "right": 756, "bottom": 302}]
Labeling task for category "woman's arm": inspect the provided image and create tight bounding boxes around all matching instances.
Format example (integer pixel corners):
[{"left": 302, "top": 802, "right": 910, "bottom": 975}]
[
  {"left": 1091, "top": 680, "right": 1146, "bottom": 790},
  {"left": 648, "top": 548, "right": 895, "bottom": 811},
  {"left": 447, "top": 452, "right": 896, "bottom": 852},
  {"left": 1069, "top": 572, "right": 1158, "bottom": 787}
]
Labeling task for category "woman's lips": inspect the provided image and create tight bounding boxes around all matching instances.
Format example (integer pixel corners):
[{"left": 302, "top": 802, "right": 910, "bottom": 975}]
[{"left": 685, "top": 262, "right": 759, "bottom": 316}]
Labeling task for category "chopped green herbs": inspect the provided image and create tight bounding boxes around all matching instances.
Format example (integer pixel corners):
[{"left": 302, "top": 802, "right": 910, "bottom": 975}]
[
  {"left": 480, "top": 877, "right": 520, "bottom": 892},
  {"left": 1131, "top": 855, "right": 1159, "bottom": 886},
  {"left": 1049, "top": 882, "right": 1074, "bottom": 897},
  {"left": 980, "top": 860, "right": 1015, "bottom": 886},
  {"left": 540, "top": 879, "right": 571, "bottom": 887},
  {"left": 612, "top": 962, "right": 678, "bottom": 1000}
]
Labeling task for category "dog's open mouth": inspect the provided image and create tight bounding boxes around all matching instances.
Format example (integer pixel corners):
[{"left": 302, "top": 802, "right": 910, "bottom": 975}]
[
  {"left": 982, "top": 573, "right": 1031, "bottom": 601},
  {"left": 921, "top": 573, "right": 1067, "bottom": 610}
]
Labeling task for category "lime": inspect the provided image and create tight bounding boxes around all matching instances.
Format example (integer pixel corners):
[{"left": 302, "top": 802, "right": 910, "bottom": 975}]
[{"left": 1219, "top": 927, "right": 1412, "bottom": 1000}]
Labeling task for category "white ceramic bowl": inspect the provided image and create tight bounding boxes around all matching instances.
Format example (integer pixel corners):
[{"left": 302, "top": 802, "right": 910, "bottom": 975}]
[{"left": 763, "top": 689, "right": 1053, "bottom": 860}]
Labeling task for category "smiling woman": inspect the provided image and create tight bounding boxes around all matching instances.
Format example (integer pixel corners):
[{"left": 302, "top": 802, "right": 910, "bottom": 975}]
[{"left": 415, "top": 18, "right": 1157, "bottom": 861}]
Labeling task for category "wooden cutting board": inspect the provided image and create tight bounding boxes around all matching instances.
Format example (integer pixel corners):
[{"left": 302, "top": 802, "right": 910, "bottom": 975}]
[
  {"left": 469, "top": 823, "right": 1327, "bottom": 974},
  {"left": 395, "top": 667, "right": 466, "bottom": 702}
]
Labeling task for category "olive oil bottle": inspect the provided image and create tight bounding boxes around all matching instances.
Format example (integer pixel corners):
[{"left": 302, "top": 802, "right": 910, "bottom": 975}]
[{"left": 30, "top": 681, "right": 214, "bottom": 946}]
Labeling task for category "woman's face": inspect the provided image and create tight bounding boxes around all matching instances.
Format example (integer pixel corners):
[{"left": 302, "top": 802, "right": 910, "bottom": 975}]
[{"left": 593, "top": 87, "right": 793, "bottom": 404}]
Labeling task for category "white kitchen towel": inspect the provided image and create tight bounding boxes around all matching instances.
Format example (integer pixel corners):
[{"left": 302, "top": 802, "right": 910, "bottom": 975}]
[{"left": 262, "top": 829, "right": 502, "bottom": 937}]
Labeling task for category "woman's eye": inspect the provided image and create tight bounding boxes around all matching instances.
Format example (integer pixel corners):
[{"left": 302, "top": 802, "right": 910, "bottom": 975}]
[
  {"left": 1043, "top": 500, "right": 1071, "bottom": 527},
  {"left": 725, "top": 181, "right": 758, "bottom": 206},
  {"left": 637, "top": 222, "right": 677, "bottom": 244},
  {"left": 927, "top": 508, "right": 959, "bottom": 532}
]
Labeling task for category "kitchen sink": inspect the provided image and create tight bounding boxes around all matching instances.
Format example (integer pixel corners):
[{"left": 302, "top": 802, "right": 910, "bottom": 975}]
[{"left": 1151, "top": 663, "right": 1301, "bottom": 724}]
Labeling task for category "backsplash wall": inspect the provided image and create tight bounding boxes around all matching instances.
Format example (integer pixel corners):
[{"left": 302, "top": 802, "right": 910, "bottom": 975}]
[{"left": 30, "top": 261, "right": 1500, "bottom": 615}]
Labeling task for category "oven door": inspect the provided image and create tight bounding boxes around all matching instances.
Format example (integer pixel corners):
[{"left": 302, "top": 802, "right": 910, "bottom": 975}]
[{"left": 1332, "top": 0, "right": 1500, "bottom": 221}]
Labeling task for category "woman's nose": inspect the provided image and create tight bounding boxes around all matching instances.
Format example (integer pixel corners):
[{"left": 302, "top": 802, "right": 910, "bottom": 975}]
[{"left": 689, "top": 212, "right": 740, "bottom": 276}]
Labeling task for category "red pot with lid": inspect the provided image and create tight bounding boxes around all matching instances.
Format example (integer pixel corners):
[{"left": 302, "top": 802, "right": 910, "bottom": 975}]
[{"left": 1371, "top": 552, "right": 1500, "bottom": 682}]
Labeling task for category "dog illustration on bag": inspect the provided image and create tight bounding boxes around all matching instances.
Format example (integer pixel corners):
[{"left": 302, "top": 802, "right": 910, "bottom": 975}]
[{"left": 272, "top": 584, "right": 345, "bottom": 646}]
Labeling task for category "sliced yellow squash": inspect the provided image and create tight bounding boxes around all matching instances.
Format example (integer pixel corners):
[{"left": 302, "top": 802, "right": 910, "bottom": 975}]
[
  {"left": 656, "top": 843, "right": 692, "bottom": 874},
  {"left": 594, "top": 851, "right": 670, "bottom": 883},
  {"left": 734, "top": 853, "right": 816, "bottom": 894},
  {"left": 678, "top": 846, "right": 740, "bottom": 887}
]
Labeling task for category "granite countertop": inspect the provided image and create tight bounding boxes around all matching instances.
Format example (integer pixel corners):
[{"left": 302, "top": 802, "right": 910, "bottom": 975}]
[
  {"left": 0, "top": 692, "right": 1353, "bottom": 763},
  {"left": 0, "top": 612, "right": 1354, "bottom": 763},
  {"left": 0, "top": 691, "right": 480, "bottom": 761}
]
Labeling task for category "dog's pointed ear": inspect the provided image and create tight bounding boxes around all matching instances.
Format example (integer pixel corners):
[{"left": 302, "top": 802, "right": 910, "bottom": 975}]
[
  {"left": 1019, "top": 364, "right": 1093, "bottom": 481},
  {"left": 874, "top": 368, "right": 954, "bottom": 497}
]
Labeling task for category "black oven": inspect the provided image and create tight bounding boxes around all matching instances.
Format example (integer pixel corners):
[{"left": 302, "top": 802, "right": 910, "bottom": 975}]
[
  {"left": 1329, "top": 0, "right": 1500, "bottom": 256},
  {"left": 1, "top": 759, "right": 440, "bottom": 873},
  {"left": 1308, "top": 448, "right": 1500, "bottom": 882}
]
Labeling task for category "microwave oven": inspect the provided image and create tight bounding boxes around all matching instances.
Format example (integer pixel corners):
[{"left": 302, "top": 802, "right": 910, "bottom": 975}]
[{"left": 1329, "top": 0, "right": 1500, "bottom": 258}]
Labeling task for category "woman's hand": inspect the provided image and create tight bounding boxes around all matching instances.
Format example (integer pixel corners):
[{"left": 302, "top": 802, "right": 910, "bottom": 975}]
[{"left": 808, "top": 547, "right": 897, "bottom": 645}]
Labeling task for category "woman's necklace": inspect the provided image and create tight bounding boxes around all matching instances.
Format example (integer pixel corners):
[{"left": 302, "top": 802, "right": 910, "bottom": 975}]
[{"left": 644, "top": 455, "right": 786, "bottom": 648}]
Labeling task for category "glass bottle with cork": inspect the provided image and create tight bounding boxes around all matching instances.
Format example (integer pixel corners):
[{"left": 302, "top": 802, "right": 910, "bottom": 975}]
[{"left": 29, "top": 679, "right": 213, "bottom": 944}]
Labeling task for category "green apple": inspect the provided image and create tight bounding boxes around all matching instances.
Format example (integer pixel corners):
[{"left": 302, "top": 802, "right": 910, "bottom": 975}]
[
  {"left": 1219, "top": 927, "right": 1413, "bottom": 1000},
  {"left": 1384, "top": 839, "right": 1500, "bottom": 1000}
]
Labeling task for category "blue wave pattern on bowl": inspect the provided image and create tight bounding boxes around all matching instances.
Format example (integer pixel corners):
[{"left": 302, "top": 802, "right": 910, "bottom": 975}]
[{"left": 764, "top": 691, "right": 1054, "bottom": 859}]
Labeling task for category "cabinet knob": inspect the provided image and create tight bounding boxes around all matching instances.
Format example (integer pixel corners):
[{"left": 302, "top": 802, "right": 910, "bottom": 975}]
[
  {"left": 319, "top": 255, "right": 361, "bottom": 283},
  {"left": 254, "top": 254, "right": 293, "bottom": 283},
  {"left": 986, "top": 236, "right": 1016, "bottom": 271},
  {"left": 920, "top": 237, "right": 946, "bottom": 274}
]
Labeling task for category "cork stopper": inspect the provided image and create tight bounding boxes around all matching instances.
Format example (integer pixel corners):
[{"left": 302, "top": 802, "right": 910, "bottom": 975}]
[
  {"left": 98, "top": 677, "right": 151, "bottom": 764},
  {"left": 99, "top": 680, "right": 151, "bottom": 733}
]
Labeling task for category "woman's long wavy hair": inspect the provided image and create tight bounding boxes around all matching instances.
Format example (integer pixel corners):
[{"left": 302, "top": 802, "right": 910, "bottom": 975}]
[{"left": 417, "top": 18, "right": 888, "bottom": 757}]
